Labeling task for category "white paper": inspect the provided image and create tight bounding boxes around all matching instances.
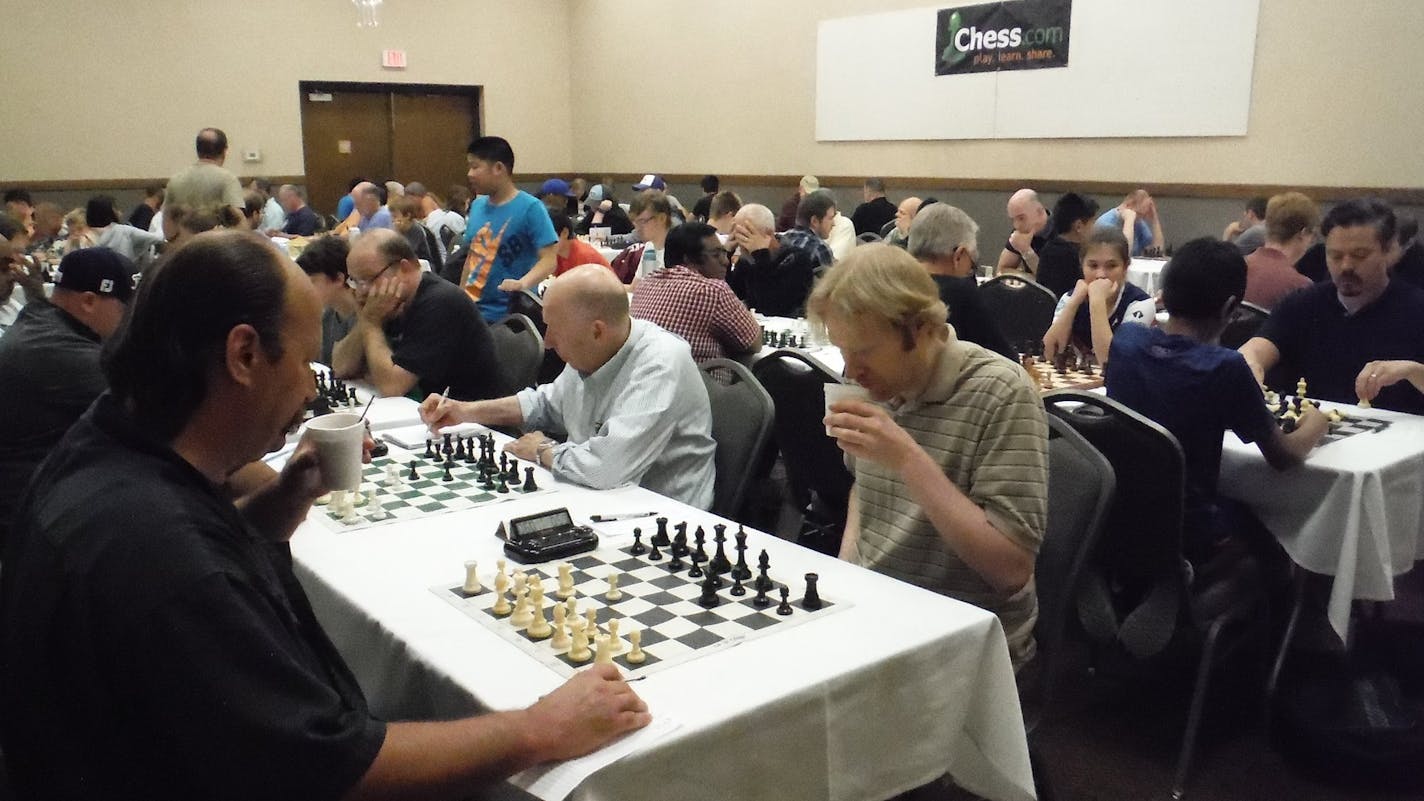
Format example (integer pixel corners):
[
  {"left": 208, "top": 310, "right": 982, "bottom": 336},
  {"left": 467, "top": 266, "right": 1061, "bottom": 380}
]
[{"left": 508, "top": 716, "right": 680, "bottom": 800}]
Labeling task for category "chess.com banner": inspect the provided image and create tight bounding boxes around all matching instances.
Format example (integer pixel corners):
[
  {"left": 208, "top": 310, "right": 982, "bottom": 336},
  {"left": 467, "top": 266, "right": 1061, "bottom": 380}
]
[{"left": 935, "top": 0, "right": 1073, "bottom": 75}]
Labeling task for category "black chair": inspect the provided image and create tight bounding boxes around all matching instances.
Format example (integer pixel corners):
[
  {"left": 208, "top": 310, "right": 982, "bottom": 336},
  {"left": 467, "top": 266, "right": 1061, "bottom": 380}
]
[
  {"left": 505, "top": 290, "right": 565, "bottom": 383},
  {"left": 856, "top": 231, "right": 882, "bottom": 244},
  {"left": 879, "top": 219, "right": 897, "bottom": 238},
  {"left": 1219, "top": 301, "right": 1269, "bottom": 350},
  {"left": 978, "top": 274, "right": 1058, "bottom": 354},
  {"left": 490, "top": 314, "right": 543, "bottom": 396},
  {"left": 750, "top": 350, "right": 853, "bottom": 555},
  {"left": 1041, "top": 390, "right": 1271, "bottom": 801},
  {"left": 698, "top": 359, "right": 776, "bottom": 522}
]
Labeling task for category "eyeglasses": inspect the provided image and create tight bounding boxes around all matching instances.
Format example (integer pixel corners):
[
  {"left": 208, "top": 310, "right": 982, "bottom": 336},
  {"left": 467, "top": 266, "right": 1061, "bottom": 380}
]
[
  {"left": 350, "top": 259, "right": 401, "bottom": 290},
  {"left": 633, "top": 215, "right": 655, "bottom": 226}
]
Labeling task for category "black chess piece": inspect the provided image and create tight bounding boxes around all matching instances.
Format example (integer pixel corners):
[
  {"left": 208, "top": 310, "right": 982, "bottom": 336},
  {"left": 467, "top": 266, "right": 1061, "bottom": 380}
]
[
  {"left": 522, "top": 467, "right": 538, "bottom": 492},
  {"left": 442, "top": 462, "right": 454, "bottom": 482},
  {"left": 667, "top": 547, "right": 684, "bottom": 572},
  {"left": 672, "top": 524, "right": 689, "bottom": 558},
  {"left": 496, "top": 473, "right": 509, "bottom": 494},
  {"left": 648, "top": 541, "right": 663, "bottom": 561},
  {"left": 731, "top": 527, "right": 751, "bottom": 581},
  {"left": 692, "top": 526, "right": 708, "bottom": 563},
  {"left": 688, "top": 558, "right": 704, "bottom": 578},
  {"left": 424, "top": 439, "right": 435, "bottom": 459},
  {"left": 775, "top": 587, "right": 793, "bottom": 616},
  {"left": 652, "top": 517, "right": 670, "bottom": 548},
  {"left": 752, "top": 581, "right": 771, "bottom": 608},
  {"left": 442, "top": 433, "right": 453, "bottom": 456},
  {"left": 480, "top": 467, "right": 496, "bottom": 491},
  {"left": 697, "top": 572, "right": 721, "bottom": 609},
  {"left": 630, "top": 528, "right": 647, "bottom": 555},
  {"left": 801, "top": 573, "right": 823, "bottom": 611},
  {"left": 463, "top": 437, "right": 477, "bottom": 464},
  {"left": 499, "top": 452, "right": 508, "bottom": 473},
  {"left": 454, "top": 438, "right": 467, "bottom": 460},
  {"left": 754, "top": 550, "right": 773, "bottom": 593},
  {"left": 709, "top": 525, "right": 731, "bottom": 575},
  {"left": 407, "top": 460, "right": 419, "bottom": 481},
  {"left": 505, "top": 459, "right": 520, "bottom": 484},
  {"left": 730, "top": 574, "right": 747, "bottom": 596},
  {"left": 347, "top": 387, "right": 357, "bottom": 404}
]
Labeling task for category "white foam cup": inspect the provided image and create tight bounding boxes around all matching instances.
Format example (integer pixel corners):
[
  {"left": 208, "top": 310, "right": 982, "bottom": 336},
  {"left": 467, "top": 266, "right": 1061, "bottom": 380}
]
[
  {"left": 304, "top": 412, "right": 364, "bottom": 491},
  {"left": 823, "top": 383, "right": 873, "bottom": 435}
]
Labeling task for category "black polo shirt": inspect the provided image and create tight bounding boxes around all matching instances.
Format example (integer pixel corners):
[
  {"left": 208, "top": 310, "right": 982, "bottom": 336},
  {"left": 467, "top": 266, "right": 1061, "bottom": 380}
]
[
  {"left": 931, "top": 275, "right": 1016, "bottom": 360},
  {"left": 282, "top": 204, "right": 321, "bottom": 236},
  {"left": 1003, "top": 218, "right": 1053, "bottom": 263},
  {"left": 1, "top": 394, "right": 386, "bottom": 800},
  {"left": 385, "top": 271, "right": 501, "bottom": 401},
  {"left": 0, "top": 300, "right": 108, "bottom": 545},
  {"left": 1258, "top": 279, "right": 1424, "bottom": 414},
  {"left": 851, "top": 196, "right": 897, "bottom": 237},
  {"left": 1034, "top": 235, "right": 1081, "bottom": 299}
]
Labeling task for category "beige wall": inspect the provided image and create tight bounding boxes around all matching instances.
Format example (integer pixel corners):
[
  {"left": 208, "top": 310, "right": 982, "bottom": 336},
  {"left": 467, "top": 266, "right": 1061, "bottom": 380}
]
[
  {"left": 567, "top": 0, "right": 1424, "bottom": 189},
  {"left": 0, "top": 0, "right": 573, "bottom": 182}
]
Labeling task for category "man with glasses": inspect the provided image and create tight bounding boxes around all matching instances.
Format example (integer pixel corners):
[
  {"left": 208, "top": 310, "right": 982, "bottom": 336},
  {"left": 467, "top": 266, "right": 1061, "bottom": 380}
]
[
  {"left": 610, "top": 190, "right": 674, "bottom": 284},
  {"left": 333, "top": 228, "right": 499, "bottom": 401},
  {"left": 630, "top": 222, "right": 760, "bottom": 363}
]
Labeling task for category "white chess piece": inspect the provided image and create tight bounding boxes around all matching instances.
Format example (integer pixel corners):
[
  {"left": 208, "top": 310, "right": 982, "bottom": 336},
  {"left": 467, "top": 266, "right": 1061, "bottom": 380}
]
[
  {"left": 366, "top": 489, "right": 383, "bottom": 519},
  {"left": 462, "top": 560, "right": 481, "bottom": 595},
  {"left": 492, "top": 571, "right": 511, "bottom": 615},
  {"left": 510, "top": 583, "right": 532, "bottom": 628},
  {"left": 565, "top": 597, "right": 578, "bottom": 625},
  {"left": 593, "top": 633, "right": 614, "bottom": 665},
  {"left": 557, "top": 563, "right": 575, "bottom": 600},
  {"left": 605, "top": 573, "right": 623, "bottom": 602},
  {"left": 607, "top": 618, "right": 624, "bottom": 654},
  {"left": 330, "top": 489, "right": 347, "bottom": 511},
  {"left": 551, "top": 603, "right": 570, "bottom": 650},
  {"left": 527, "top": 584, "right": 551, "bottom": 639},
  {"left": 626, "top": 628, "right": 646, "bottom": 664},
  {"left": 569, "top": 622, "right": 591, "bottom": 662},
  {"left": 384, "top": 463, "right": 400, "bottom": 486},
  {"left": 584, "top": 608, "right": 597, "bottom": 637}
]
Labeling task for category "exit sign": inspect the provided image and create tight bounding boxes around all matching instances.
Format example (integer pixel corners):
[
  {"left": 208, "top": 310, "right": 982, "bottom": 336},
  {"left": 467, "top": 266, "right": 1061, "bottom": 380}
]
[{"left": 382, "top": 49, "right": 407, "bottom": 69}]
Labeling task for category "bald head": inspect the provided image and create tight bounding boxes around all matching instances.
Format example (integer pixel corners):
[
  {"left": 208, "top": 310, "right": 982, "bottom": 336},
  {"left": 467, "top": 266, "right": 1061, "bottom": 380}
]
[
  {"left": 895, "top": 197, "right": 922, "bottom": 235},
  {"left": 547, "top": 264, "right": 629, "bottom": 326},
  {"left": 1006, "top": 188, "right": 1047, "bottom": 235},
  {"left": 734, "top": 203, "right": 776, "bottom": 235}
]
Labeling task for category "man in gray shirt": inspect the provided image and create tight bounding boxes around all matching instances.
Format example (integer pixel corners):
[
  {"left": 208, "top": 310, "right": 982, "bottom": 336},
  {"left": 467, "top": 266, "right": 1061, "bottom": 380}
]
[
  {"left": 165, "top": 127, "right": 244, "bottom": 217},
  {"left": 421, "top": 264, "right": 717, "bottom": 509}
]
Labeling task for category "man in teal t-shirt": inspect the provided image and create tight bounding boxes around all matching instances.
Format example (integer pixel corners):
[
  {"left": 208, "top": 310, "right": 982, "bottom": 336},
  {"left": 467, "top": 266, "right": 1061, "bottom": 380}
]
[{"left": 457, "top": 136, "right": 558, "bottom": 321}]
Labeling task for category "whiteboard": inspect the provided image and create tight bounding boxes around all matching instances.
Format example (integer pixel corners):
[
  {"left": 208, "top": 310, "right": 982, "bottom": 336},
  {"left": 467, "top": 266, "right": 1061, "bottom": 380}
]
[{"left": 816, "top": 0, "right": 1260, "bottom": 141}]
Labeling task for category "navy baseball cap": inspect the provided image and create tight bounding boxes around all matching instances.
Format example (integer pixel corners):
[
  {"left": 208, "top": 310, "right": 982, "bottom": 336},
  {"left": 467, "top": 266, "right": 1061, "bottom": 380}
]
[
  {"left": 632, "top": 174, "right": 666, "bottom": 191},
  {"left": 54, "top": 248, "right": 137, "bottom": 301},
  {"left": 539, "top": 178, "right": 576, "bottom": 198}
]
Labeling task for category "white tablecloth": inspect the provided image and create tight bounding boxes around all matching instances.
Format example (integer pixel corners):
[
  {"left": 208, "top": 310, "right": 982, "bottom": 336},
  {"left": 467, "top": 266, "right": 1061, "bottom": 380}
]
[
  {"left": 1127, "top": 257, "right": 1168, "bottom": 295},
  {"left": 290, "top": 427, "right": 1034, "bottom": 801},
  {"left": 1218, "top": 404, "right": 1424, "bottom": 638}
]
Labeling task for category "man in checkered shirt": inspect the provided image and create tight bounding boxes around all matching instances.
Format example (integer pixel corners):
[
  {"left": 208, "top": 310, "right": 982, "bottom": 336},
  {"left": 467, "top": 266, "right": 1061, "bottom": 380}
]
[{"left": 630, "top": 222, "right": 761, "bottom": 364}]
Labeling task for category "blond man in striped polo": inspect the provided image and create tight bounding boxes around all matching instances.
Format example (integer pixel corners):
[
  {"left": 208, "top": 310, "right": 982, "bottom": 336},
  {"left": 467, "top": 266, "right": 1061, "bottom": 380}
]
[{"left": 814, "top": 244, "right": 1049, "bottom": 671}]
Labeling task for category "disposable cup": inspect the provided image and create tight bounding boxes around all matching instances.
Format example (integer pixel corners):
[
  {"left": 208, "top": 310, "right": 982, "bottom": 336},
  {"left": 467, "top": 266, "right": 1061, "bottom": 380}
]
[
  {"left": 304, "top": 412, "right": 364, "bottom": 490},
  {"left": 823, "top": 383, "right": 872, "bottom": 435}
]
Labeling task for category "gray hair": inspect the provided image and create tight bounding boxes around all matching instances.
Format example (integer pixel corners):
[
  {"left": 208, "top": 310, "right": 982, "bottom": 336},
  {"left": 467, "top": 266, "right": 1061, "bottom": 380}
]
[
  {"left": 735, "top": 203, "right": 776, "bottom": 234},
  {"left": 908, "top": 203, "right": 979, "bottom": 261}
]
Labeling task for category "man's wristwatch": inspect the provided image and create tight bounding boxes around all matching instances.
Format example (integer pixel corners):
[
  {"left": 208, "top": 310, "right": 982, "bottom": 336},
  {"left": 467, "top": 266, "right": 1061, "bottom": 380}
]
[{"left": 536, "top": 439, "right": 556, "bottom": 467}]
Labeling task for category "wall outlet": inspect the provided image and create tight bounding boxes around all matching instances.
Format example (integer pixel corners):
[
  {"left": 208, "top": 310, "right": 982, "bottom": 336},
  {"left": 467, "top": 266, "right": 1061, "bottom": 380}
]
[{"left": 243, "top": 148, "right": 262, "bottom": 162}]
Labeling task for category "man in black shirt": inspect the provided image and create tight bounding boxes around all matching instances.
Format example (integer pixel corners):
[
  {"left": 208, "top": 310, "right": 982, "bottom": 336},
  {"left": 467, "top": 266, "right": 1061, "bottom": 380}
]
[
  {"left": 907, "top": 203, "right": 1016, "bottom": 359},
  {"left": 278, "top": 184, "right": 322, "bottom": 236},
  {"left": 0, "top": 248, "right": 134, "bottom": 544},
  {"left": 727, "top": 202, "right": 819, "bottom": 317},
  {"left": 1241, "top": 198, "right": 1424, "bottom": 413},
  {"left": 850, "top": 178, "right": 897, "bottom": 237},
  {"left": 333, "top": 228, "right": 500, "bottom": 400},
  {"left": 994, "top": 188, "right": 1052, "bottom": 275},
  {"left": 1, "top": 230, "right": 649, "bottom": 801}
]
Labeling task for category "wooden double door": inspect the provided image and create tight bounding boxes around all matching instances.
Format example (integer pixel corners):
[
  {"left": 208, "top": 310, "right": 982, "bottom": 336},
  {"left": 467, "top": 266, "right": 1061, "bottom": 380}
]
[{"left": 300, "top": 82, "right": 480, "bottom": 216}]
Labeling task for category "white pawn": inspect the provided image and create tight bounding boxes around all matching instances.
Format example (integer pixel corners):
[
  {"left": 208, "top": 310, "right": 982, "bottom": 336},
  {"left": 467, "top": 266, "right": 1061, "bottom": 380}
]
[
  {"left": 593, "top": 633, "right": 614, "bottom": 665},
  {"left": 565, "top": 597, "right": 578, "bottom": 625},
  {"left": 605, "top": 573, "right": 623, "bottom": 602},
  {"left": 510, "top": 583, "right": 533, "bottom": 628},
  {"left": 551, "top": 603, "right": 570, "bottom": 650},
  {"left": 527, "top": 584, "right": 551, "bottom": 639},
  {"left": 569, "top": 622, "right": 591, "bottom": 662},
  {"left": 492, "top": 571, "right": 511, "bottom": 615},
  {"left": 607, "top": 618, "right": 624, "bottom": 654},
  {"left": 626, "top": 628, "right": 646, "bottom": 664},
  {"left": 330, "top": 489, "right": 346, "bottom": 512},
  {"left": 462, "top": 560, "right": 481, "bottom": 594},
  {"left": 556, "top": 563, "right": 575, "bottom": 600},
  {"left": 366, "top": 489, "right": 384, "bottom": 519},
  {"left": 341, "top": 494, "right": 359, "bottom": 522},
  {"left": 584, "top": 608, "right": 598, "bottom": 637},
  {"left": 384, "top": 462, "right": 401, "bottom": 486}
]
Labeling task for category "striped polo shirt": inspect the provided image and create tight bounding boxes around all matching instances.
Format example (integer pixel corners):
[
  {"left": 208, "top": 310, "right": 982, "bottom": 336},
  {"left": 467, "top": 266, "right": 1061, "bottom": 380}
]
[{"left": 854, "top": 332, "right": 1049, "bottom": 670}]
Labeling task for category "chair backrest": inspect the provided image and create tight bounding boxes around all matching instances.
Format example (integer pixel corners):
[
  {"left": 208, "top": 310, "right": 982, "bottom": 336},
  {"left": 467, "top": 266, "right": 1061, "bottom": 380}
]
[
  {"left": 1033, "top": 415, "right": 1116, "bottom": 723},
  {"left": 750, "top": 350, "right": 854, "bottom": 526},
  {"left": 856, "top": 231, "right": 882, "bottom": 244},
  {"left": 508, "top": 289, "right": 546, "bottom": 334},
  {"left": 1042, "top": 390, "right": 1188, "bottom": 658},
  {"left": 439, "top": 225, "right": 458, "bottom": 250},
  {"left": 879, "top": 219, "right": 897, "bottom": 238},
  {"left": 490, "top": 314, "right": 543, "bottom": 396},
  {"left": 978, "top": 274, "right": 1059, "bottom": 354},
  {"left": 699, "top": 359, "right": 776, "bottom": 521},
  {"left": 1220, "top": 301, "right": 1270, "bottom": 350}
]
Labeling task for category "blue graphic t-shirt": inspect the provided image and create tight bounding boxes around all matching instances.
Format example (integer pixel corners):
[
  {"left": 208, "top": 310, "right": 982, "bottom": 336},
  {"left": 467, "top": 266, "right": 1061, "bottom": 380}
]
[{"left": 459, "top": 191, "right": 558, "bottom": 321}]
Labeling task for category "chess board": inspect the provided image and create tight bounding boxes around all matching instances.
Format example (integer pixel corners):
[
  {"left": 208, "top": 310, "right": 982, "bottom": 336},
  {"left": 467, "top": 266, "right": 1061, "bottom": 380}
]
[
  {"left": 312, "top": 445, "right": 547, "bottom": 532},
  {"left": 432, "top": 545, "right": 845, "bottom": 678},
  {"left": 1024, "top": 359, "right": 1104, "bottom": 392},
  {"left": 1269, "top": 397, "right": 1393, "bottom": 446}
]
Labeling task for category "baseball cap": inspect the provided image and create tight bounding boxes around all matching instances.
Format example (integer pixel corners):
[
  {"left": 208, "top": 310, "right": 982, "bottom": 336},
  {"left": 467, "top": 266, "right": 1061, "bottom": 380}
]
[
  {"left": 540, "top": 178, "right": 576, "bottom": 198},
  {"left": 54, "top": 247, "right": 137, "bottom": 301},
  {"left": 585, "top": 184, "right": 606, "bottom": 204},
  {"left": 632, "top": 174, "right": 666, "bottom": 191}
]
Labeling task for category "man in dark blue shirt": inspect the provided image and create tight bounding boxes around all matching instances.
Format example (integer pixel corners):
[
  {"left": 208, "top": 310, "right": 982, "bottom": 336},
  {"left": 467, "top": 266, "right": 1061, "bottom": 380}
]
[
  {"left": 1108, "top": 238, "right": 1326, "bottom": 559},
  {"left": 1240, "top": 199, "right": 1424, "bottom": 414}
]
